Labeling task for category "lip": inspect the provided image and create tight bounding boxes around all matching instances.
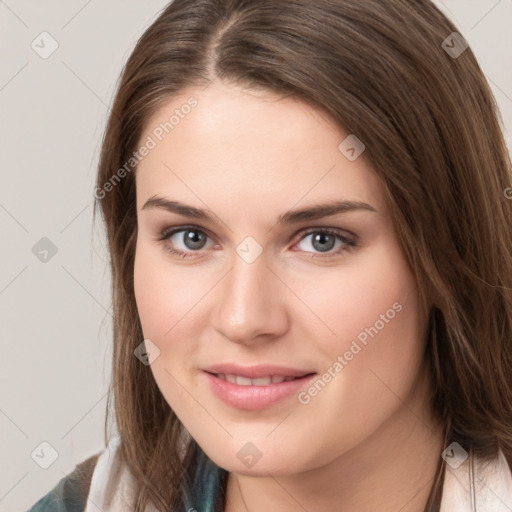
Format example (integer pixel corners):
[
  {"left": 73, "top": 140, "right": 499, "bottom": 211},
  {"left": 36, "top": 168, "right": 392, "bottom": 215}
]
[
  {"left": 202, "top": 363, "right": 314, "bottom": 379},
  {"left": 202, "top": 369, "right": 317, "bottom": 410}
]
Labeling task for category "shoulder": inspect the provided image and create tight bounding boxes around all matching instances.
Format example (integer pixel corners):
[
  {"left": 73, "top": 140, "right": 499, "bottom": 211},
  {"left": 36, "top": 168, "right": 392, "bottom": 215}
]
[{"left": 26, "top": 452, "right": 101, "bottom": 512}]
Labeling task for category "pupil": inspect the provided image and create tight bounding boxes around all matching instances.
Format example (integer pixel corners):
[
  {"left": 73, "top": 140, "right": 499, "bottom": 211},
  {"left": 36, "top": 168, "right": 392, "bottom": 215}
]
[
  {"left": 313, "top": 233, "right": 335, "bottom": 252},
  {"left": 185, "top": 230, "right": 206, "bottom": 250}
]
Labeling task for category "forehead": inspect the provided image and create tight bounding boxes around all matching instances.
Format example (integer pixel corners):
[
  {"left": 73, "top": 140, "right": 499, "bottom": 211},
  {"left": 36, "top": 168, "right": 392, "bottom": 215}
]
[
  {"left": 141, "top": 80, "right": 342, "bottom": 151},
  {"left": 135, "top": 80, "right": 387, "bottom": 218}
]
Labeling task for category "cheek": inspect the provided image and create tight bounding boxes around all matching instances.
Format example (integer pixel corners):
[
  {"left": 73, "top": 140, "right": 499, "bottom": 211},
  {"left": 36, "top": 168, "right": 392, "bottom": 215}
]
[
  {"left": 296, "top": 241, "right": 424, "bottom": 398},
  {"left": 133, "top": 243, "right": 217, "bottom": 403},
  {"left": 292, "top": 240, "right": 420, "bottom": 357},
  {"left": 133, "top": 250, "right": 169, "bottom": 341},
  {"left": 133, "top": 244, "right": 203, "bottom": 413},
  {"left": 133, "top": 243, "right": 202, "bottom": 341},
  {"left": 295, "top": 247, "right": 425, "bottom": 454}
]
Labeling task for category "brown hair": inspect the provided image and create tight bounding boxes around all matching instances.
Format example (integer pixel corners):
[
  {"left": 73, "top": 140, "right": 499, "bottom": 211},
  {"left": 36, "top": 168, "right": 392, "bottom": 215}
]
[{"left": 93, "top": 0, "right": 512, "bottom": 510}]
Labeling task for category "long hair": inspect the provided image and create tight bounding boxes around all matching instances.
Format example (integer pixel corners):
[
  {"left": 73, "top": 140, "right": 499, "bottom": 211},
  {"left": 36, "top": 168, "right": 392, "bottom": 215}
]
[{"left": 93, "top": 0, "right": 512, "bottom": 510}]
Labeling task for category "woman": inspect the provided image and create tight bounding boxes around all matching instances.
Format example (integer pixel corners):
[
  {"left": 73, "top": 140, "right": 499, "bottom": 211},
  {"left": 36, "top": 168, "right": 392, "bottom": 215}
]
[{"left": 28, "top": 0, "right": 512, "bottom": 510}]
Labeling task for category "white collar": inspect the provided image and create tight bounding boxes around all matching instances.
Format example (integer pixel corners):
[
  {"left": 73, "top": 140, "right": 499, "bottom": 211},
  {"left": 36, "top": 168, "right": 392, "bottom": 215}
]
[
  {"left": 85, "top": 435, "right": 512, "bottom": 511},
  {"left": 84, "top": 435, "right": 160, "bottom": 512},
  {"left": 440, "top": 446, "right": 512, "bottom": 511}
]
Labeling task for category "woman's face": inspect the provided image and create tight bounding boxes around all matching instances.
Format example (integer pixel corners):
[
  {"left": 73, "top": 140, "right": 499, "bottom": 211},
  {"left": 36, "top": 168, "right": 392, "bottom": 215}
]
[{"left": 133, "top": 79, "right": 429, "bottom": 475}]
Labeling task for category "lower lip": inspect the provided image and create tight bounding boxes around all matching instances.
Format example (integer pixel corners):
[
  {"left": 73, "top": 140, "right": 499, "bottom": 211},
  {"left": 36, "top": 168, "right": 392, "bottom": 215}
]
[{"left": 203, "top": 371, "right": 317, "bottom": 410}]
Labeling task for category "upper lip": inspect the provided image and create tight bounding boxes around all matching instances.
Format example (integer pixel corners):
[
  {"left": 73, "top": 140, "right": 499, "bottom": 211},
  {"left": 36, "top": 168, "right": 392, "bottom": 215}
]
[{"left": 203, "top": 363, "right": 315, "bottom": 379}]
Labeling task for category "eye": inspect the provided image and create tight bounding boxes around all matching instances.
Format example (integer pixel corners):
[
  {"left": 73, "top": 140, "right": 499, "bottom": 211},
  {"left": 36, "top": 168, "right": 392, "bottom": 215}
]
[
  {"left": 157, "top": 226, "right": 357, "bottom": 259},
  {"left": 158, "top": 226, "right": 216, "bottom": 259},
  {"left": 292, "top": 228, "right": 356, "bottom": 258}
]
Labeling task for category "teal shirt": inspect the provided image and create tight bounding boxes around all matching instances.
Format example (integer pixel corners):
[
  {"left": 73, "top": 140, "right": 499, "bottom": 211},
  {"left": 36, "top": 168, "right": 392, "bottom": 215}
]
[
  {"left": 26, "top": 452, "right": 100, "bottom": 512},
  {"left": 184, "top": 443, "right": 229, "bottom": 511},
  {"left": 26, "top": 445, "right": 228, "bottom": 512}
]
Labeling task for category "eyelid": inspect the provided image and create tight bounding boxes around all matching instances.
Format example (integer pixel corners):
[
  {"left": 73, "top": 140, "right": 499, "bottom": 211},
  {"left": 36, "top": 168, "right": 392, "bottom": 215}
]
[
  {"left": 157, "top": 224, "right": 213, "bottom": 240},
  {"left": 295, "top": 225, "right": 357, "bottom": 242}
]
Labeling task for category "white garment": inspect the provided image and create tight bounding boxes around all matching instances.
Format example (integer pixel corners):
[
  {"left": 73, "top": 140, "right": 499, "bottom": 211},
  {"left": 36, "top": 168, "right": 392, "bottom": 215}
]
[
  {"left": 84, "top": 435, "right": 159, "bottom": 512},
  {"left": 85, "top": 435, "right": 512, "bottom": 511},
  {"left": 440, "top": 448, "right": 512, "bottom": 511}
]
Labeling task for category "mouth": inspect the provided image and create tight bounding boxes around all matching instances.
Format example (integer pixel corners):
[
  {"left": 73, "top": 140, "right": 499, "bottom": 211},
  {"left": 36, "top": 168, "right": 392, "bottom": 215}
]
[
  {"left": 202, "top": 369, "right": 318, "bottom": 410},
  {"left": 206, "top": 372, "right": 314, "bottom": 386},
  {"left": 202, "top": 362, "right": 315, "bottom": 379}
]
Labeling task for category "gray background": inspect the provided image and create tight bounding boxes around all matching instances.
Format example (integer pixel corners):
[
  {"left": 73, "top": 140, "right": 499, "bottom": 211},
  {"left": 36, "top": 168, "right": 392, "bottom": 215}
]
[{"left": 0, "top": 1, "right": 511, "bottom": 510}]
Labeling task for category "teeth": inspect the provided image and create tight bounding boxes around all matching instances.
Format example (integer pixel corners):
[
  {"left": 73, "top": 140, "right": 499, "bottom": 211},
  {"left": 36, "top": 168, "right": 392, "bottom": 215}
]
[
  {"left": 216, "top": 374, "right": 298, "bottom": 386},
  {"left": 236, "top": 376, "right": 253, "bottom": 386}
]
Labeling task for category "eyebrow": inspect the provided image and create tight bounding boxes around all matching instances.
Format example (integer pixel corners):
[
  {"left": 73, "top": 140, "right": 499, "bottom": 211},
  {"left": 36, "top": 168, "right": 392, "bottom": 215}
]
[{"left": 141, "top": 195, "right": 378, "bottom": 225}]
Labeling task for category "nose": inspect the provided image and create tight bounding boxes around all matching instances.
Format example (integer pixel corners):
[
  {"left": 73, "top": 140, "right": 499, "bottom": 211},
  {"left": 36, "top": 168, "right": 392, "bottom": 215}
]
[{"left": 212, "top": 248, "right": 289, "bottom": 345}]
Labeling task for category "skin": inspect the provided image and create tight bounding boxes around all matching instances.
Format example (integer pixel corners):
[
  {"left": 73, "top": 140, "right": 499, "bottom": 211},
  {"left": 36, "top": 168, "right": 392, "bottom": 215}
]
[{"left": 133, "top": 79, "right": 445, "bottom": 511}]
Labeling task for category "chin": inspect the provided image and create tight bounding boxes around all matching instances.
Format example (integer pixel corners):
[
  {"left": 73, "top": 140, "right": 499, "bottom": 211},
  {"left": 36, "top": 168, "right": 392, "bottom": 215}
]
[{"left": 200, "top": 438, "right": 307, "bottom": 476}]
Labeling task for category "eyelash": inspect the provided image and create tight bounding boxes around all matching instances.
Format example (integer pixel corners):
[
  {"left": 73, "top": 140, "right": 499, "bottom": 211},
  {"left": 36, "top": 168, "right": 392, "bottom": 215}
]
[{"left": 156, "top": 225, "right": 357, "bottom": 260}]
